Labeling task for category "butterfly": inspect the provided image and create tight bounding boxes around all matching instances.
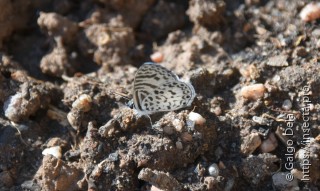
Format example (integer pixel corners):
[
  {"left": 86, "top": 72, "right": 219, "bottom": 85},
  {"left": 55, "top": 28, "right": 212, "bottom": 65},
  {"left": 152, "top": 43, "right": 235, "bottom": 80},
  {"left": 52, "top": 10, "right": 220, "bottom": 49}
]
[{"left": 132, "top": 62, "right": 196, "bottom": 115}]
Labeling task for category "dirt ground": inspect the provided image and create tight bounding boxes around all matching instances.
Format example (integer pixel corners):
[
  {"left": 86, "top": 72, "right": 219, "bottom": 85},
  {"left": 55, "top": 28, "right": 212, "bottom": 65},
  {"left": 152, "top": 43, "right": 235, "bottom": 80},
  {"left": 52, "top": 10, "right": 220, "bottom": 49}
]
[{"left": 0, "top": 0, "right": 319, "bottom": 190}]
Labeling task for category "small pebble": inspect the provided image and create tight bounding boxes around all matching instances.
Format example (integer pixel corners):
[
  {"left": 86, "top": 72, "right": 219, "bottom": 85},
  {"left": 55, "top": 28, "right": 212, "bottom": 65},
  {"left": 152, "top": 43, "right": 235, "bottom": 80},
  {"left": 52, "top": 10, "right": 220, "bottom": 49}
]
[
  {"left": 267, "top": 55, "right": 288, "bottom": 67},
  {"left": 240, "top": 132, "right": 262, "bottom": 155},
  {"left": 172, "top": 118, "right": 184, "bottom": 132},
  {"left": 10, "top": 71, "right": 29, "bottom": 82},
  {"left": 272, "top": 75, "right": 281, "bottom": 83},
  {"left": 175, "top": 141, "right": 183, "bottom": 150},
  {"left": 308, "top": 103, "right": 315, "bottom": 111},
  {"left": 46, "top": 137, "right": 67, "bottom": 147},
  {"left": 42, "top": 146, "right": 62, "bottom": 159},
  {"left": 208, "top": 163, "right": 219, "bottom": 177},
  {"left": 72, "top": 94, "right": 92, "bottom": 112},
  {"left": 150, "top": 185, "right": 164, "bottom": 191},
  {"left": 218, "top": 161, "right": 226, "bottom": 169},
  {"left": 97, "top": 32, "right": 110, "bottom": 46},
  {"left": 204, "top": 176, "right": 216, "bottom": 189},
  {"left": 272, "top": 172, "right": 298, "bottom": 190},
  {"left": 291, "top": 169, "right": 304, "bottom": 180},
  {"left": 150, "top": 52, "right": 164, "bottom": 63},
  {"left": 163, "top": 125, "right": 174, "bottom": 135},
  {"left": 239, "top": 66, "right": 250, "bottom": 79},
  {"left": 316, "top": 39, "right": 320, "bottom": 48},
  {"left": 188, "top": 112, "right": 206, "bottom": 125},
  {"left": 240, "top": 84, "right": 266, "bottom": 100},
  {"left": 299, "top": 2, "right": 320, "bottom": 22},
  {"left": 67, "top": 110, "right": 81, "bottom": 131},
  {"left": 247, "top": 64, "right": 260, "bottom": 80},
  {"left": 181, "top": 132, "right": 193, "bottom": 142},
  {"left": 296, "top": 148, "right": 307, "bottom": 161},
  {"left": 212, "top": 106, "right": 222, "bottom": 116},
  {"left": 315, "top": 134, "right": 320, "bottom": 142},
  {"left": 282, "top": 99, "right": 292, "bottom": 110},
  {"left": 3, "top": 94, "right": 24, "bottom": 121},
  {"left": 260, "top": 133, "right": 278, "bottom": 153},
  {"left": 252, "top": 116, "right": 271, "bottom": 125}
]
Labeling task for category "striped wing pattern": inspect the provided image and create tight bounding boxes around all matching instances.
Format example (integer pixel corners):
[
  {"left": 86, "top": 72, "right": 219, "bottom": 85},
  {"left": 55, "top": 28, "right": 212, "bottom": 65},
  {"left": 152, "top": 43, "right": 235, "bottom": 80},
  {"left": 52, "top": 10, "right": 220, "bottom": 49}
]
[{"left": 133, "top": 62, "right": 196, "bottom": 115}]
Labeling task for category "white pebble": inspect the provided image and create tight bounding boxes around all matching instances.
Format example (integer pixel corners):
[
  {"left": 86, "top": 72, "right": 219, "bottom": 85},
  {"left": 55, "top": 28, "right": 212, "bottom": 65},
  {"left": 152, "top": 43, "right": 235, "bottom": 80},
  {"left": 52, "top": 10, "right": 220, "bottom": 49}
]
[
  {"left": 296, "top": 148, "right": 307, "bottom": 161},
  {"left": 3, "top": 93, "right": 24, "bottom": 121},
  {"left": 72, "top": 94, "right": 92, "bottom": 112},
  {"left": 260, "top": 133, "right": 278, "bottom": 153},
  {"left": 188, "top": 112, "right": 206, "bottom": 125},
  {"left": 172, "top": 118, "right": 184, "bottom": 132},
  {"left": 299, "top": 2, "right": 320, "bottom": 22},
  {"left": 282, "top": 99, "right": 292, "bottom": 110},
  {"left": 252, "top": 116, "right": 270, "bottom": 125},
  {"left": 240, "top": 84, "right": 266, "bottom": 100},
  {"left": 42, "top": 146, "right": 62, "bottom": 159},
  {"left": 308, "top": 103, "right": 315, "bottom": 111},
  {"left": 67, "top": 111, "right": 79, "bottom": 131},
  {"left": 208, "top": 163, "right": 219, "bottom": 177},
  {"left": 150, "top": 185, "right": 164, "bottom": 191},
  {"left": 272, "top": 75, "right": 281, "bottom": 83}
]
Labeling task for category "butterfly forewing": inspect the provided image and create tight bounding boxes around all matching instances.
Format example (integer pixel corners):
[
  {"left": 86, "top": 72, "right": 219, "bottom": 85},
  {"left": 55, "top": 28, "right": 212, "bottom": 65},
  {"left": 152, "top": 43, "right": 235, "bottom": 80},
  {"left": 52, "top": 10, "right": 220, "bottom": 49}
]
[{"left": 133, "top": 62, "right": 196, "bottom": 115}]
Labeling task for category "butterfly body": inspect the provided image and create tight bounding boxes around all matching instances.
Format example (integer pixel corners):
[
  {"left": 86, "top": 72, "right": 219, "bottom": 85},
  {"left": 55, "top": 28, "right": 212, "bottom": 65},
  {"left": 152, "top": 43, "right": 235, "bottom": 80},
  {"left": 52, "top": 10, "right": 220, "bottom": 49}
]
[{"left": 132, "top": 62, "right": 196, "bottom": 115}]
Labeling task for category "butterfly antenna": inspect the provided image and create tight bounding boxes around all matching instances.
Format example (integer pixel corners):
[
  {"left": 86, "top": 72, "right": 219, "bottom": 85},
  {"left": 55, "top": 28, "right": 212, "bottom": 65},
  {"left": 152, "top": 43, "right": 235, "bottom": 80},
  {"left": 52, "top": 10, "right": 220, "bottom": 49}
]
[
  {"left": 145, "top": 114, "right": 153, "bottom": 127},
  {"left": 110, "top": 91, "right": 131, "bottom": 101}
]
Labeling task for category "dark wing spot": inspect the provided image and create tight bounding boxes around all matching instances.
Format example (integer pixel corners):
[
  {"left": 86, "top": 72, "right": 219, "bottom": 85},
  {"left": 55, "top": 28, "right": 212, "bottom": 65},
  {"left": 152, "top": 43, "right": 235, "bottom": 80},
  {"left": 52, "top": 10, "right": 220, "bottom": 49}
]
[{"left": 168, "top": 90, "right": 176, "bottom": 95}]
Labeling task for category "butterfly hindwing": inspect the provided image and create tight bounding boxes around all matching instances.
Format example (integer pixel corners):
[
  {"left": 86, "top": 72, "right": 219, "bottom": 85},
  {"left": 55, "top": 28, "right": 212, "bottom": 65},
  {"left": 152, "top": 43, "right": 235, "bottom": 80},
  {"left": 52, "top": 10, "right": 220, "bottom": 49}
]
[{"left": 133, "top": 62, "right": 196, "bottom": 115}]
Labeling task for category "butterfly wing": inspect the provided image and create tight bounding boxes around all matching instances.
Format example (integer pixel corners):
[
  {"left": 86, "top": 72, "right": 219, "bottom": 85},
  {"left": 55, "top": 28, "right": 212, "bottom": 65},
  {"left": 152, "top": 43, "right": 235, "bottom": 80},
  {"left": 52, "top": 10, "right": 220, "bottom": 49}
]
[
  {"left": 133, "top": 62, "right": 196, "bottom": 115},
  {"left": 140, "top": 81, "right": 195, "bottom": 114},
  {"left": 133, "top": 62, "right": 178, "bottom": 88}
]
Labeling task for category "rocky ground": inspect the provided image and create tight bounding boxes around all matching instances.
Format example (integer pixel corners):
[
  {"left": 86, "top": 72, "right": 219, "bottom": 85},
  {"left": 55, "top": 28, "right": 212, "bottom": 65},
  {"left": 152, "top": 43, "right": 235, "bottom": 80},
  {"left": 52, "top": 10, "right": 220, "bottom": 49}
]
[{"left": 0, "top": 0, "right": 319, "bottom": 190}]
